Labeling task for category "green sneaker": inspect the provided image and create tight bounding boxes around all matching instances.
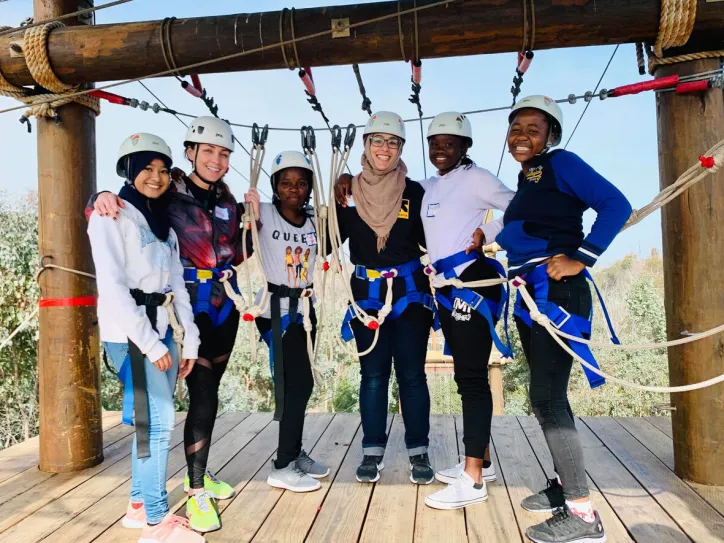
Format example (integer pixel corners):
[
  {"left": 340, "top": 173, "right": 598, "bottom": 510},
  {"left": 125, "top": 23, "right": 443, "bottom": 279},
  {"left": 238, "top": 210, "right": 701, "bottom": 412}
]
[
  {"left": 185, "top": 491, "right": 221, "bottom": 533},
  {"left": 184, "top": 470, "right": 235, "bottom": 500}
]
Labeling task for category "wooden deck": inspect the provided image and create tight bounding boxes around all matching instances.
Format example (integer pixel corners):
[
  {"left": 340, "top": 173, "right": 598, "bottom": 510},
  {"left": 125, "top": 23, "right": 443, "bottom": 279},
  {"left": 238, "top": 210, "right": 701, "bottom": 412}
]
[{"left": 1, "top": 413, "right": 723, "bottom": 542}]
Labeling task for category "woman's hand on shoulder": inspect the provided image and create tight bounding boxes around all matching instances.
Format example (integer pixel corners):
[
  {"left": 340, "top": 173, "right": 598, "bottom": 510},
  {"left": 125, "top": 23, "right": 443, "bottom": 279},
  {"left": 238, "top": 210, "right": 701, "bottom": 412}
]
[
  {"left": 334, "top": 174, "right": 353, "bottom": 206},
  {"left": 546, "top": 254, "right": 585, "bottom": 280},
  {"left": 244, "top": 187, "right": 261, "bottom": 220},
  {"left": 94, "top": 192, "right": 124, "bottom": 219}
]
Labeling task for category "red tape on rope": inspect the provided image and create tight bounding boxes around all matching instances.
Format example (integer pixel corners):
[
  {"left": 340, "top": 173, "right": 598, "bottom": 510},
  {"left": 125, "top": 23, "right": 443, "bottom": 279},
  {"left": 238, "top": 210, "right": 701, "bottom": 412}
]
[{"left": 39, "top": 296, "right": 97, "bottom": 308}]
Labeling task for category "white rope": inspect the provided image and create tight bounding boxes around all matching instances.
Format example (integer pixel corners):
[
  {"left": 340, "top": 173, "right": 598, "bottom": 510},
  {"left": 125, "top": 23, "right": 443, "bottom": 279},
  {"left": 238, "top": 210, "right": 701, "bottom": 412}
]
[
  {"left": 0, "top": 307, "right": 39, "bottom": 352},
  {"left": 516, "top": 286, "right": 724, "bottom": 393}
]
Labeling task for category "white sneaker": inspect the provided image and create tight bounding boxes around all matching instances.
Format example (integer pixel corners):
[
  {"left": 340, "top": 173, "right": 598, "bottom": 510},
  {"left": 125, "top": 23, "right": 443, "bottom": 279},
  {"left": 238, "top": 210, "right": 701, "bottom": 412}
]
[
  {"left": 267, "top": 460, "right": 321, "bottom": 493},
  {"left": 425, "top": 471, "right": 488, "bottom": 510},
  {"left": 435, "top": 456, "right": 496, "bottom": 484}
]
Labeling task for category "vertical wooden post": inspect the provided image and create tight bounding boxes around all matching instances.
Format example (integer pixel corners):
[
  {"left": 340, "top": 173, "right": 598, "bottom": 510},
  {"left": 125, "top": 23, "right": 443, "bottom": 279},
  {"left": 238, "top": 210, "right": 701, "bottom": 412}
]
[
  {"left": 656, "top": 58, "right": 724, "bottom": 485},
  {"left": 35, "top": 0, "right": 103, "bottom": 473},
  {"left": 488, "top": 361, "right": 505, "bottom": 416}
]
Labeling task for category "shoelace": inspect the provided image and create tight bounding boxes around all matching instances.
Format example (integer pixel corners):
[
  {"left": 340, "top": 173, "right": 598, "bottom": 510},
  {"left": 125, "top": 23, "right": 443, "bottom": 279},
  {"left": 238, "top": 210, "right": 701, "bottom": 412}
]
[
  {"left": 361, "top": 455, "right": 380, "bottom": 468},
  {"left": 193, "top": 492, "right": 213, "bottom": 514},
  {"left": 291, "top": 465, "right": 308, "bottom": 479},
  {"left": 204, "top": 469, "right": 220, "bottom": 484},
  {"left": 547, "top": 508, "right": 575, "bottom": 529},
  {"left": 410, "top": 454, "right": 430, "bottom": 469},
  {"left": 168, "top": 515, "right": 191, "bottom": 529}
]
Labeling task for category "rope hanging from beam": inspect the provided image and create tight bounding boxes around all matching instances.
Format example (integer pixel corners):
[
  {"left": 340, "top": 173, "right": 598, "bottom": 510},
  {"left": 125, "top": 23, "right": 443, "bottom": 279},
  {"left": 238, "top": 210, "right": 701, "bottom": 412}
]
[
  {"left": 0, "top": 22, "right": 100, "bottom": 129},
  {"left": 636, "top": 0, "right": 724, "bottom": 75}
]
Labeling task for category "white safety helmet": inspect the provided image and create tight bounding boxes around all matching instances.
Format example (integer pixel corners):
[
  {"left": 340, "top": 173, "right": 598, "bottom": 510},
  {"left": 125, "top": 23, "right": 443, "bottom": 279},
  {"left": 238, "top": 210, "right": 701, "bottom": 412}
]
[
  {"left": 116, "top": 133, "right": 173, "bottom": 178},
  {"left": 508, "top": 95, "right": 564, "bottom": 147},
  {"left": 270, "top": 150, "right": 314, "bottom": 196},
  {"left": 183, "top": 116, "right": 235, "bottom": 152},
  {"left": 363, "top": 111, "right": 406, "bottom": 141},
  {"left": 427, "top": 112, "right": 473, "bottom": 146}
]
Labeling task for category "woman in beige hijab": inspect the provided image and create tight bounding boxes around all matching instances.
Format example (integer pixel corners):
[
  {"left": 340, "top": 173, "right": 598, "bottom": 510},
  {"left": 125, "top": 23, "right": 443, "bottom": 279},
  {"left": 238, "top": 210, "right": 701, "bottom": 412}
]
[{"left": 333, "top": 111, "right": 435, "bottom": 486}]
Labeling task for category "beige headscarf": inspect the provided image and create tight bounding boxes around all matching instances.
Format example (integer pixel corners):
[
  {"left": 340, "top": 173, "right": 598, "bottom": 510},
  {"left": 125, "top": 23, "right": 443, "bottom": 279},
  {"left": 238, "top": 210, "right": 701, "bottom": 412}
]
[{"left": 351, "top": 138, "right": 408, "bottom": 252}]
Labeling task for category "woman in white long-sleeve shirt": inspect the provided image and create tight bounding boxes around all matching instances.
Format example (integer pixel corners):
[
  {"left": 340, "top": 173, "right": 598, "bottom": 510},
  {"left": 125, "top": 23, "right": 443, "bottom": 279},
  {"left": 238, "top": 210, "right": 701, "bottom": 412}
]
[
  {"left": 88, "top": 133, "right": 203, "bottom": 543},
  {"left": 419, "top": 113, "right": 515, "bottom": 511}
]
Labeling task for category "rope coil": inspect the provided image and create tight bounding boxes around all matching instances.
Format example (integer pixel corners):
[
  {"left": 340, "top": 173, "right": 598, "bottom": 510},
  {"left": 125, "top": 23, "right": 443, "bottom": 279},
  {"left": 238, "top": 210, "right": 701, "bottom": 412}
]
[{"left": 0, "top": 22, "right": 100, "bottom": 127}]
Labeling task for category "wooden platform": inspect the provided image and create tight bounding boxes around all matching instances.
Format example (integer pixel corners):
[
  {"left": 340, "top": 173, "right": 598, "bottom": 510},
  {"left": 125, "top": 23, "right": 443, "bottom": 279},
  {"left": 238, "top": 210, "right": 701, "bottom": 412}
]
[{"left": 1, "top": 413, "right": 723, "bottom": 542}]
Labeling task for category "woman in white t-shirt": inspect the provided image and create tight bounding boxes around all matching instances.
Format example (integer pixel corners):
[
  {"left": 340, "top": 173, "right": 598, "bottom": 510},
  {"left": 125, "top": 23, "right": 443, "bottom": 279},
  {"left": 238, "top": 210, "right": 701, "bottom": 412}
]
[
  {"left": 243, "top": 151, "right": 329, "bottom": 493},
  {"left": 419, "top": 113, "right": 515, "bottom": 511}
]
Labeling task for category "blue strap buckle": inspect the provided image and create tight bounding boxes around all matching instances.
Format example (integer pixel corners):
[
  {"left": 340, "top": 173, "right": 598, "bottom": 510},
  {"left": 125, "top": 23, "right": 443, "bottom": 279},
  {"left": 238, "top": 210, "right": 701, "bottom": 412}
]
[{"left": 550, "top": 306, "right": 571, "bottom": 329}]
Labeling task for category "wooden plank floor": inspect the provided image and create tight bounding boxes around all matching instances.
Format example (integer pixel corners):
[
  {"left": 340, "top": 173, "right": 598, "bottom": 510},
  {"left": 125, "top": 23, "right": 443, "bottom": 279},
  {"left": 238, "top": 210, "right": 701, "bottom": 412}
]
[{"left": 1, "top": 413, "right": 723, "bottom": 543}]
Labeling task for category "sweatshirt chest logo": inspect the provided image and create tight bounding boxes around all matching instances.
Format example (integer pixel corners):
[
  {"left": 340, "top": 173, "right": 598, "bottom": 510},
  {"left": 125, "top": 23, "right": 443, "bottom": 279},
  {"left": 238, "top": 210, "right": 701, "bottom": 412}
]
[
  {"left": 526, "top": 166, "right": 543, "bottom": 183},
  {"left": 397, "top": 199, "right": 410, "bottom": 219}
]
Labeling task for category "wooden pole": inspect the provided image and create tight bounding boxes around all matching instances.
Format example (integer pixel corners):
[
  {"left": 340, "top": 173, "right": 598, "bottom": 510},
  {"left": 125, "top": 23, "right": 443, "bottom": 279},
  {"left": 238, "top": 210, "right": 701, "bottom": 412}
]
[
  {"left": 2, "top": 0, "right": 724, "bottom": 86},
  {"left": 35, "top": 0, "right": 103, "bottom": 473},
  {"left": 656, "top": 58, "right": 724, "bottom": 486}
]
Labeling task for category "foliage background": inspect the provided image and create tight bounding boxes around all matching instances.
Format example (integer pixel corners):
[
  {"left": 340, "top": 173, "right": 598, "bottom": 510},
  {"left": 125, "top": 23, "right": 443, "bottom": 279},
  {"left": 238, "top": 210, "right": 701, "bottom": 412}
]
[{"left": 0, "top": 194, "right": 671, "bottom": 448}]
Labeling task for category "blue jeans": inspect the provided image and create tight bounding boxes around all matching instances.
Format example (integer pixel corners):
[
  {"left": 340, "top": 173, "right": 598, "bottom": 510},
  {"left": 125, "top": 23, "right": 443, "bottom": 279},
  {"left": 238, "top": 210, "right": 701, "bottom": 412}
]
[
  {"left": 352, "top": 312, "right": 431, "bottom": 456},
  {"left": 104, "top": 331, "right": 179, "bottom": 524}
]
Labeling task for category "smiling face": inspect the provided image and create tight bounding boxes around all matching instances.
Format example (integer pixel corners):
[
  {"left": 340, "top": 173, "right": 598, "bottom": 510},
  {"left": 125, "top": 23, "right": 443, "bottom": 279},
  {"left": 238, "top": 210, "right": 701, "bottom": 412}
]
[
  {"left": 186, "top": 143, "right": 231, "bottom": 183},
  {"left": 507, "top": 109, "right": 551, "bottom": 164},
  {"left": 133, "top": 158, "right": 171, "bottom": 199},
  {"left": 428, "top": 134, "right": 469, "bottom": 174},
  {"left": 276, "top": 167, "right": 311, "bottom": 209},
  {"left": 367, "top": 133, "right": 402, "bottom": 171}
]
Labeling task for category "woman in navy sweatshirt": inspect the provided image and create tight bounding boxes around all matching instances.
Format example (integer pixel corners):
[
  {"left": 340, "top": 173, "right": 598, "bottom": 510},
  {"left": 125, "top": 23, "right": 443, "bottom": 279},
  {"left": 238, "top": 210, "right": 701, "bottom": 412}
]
[{"left": 496, "top": 95, "right": 631, "bottom": 543}]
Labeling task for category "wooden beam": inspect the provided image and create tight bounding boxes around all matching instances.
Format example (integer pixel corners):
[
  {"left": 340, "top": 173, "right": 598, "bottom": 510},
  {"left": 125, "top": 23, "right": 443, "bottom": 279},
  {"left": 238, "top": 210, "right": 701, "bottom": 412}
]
[
  {"left": 656, "top": 58, "right": 724, "bottom": 486},
  {"left": 35, "top": 0, "right": 103, "bottom": 473},
  {"left": 2, "top": 0, "right": 724, "bottom": 86}
]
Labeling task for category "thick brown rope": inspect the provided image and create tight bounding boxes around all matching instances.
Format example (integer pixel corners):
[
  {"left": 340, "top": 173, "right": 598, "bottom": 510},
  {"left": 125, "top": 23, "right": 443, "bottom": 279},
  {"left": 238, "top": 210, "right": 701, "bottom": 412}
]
[
  {"left": 637, "top": 0, "right": 723, "bottom": 74},
  {"left": 0, "top": 22, "right": 99, "bottom": 120}
]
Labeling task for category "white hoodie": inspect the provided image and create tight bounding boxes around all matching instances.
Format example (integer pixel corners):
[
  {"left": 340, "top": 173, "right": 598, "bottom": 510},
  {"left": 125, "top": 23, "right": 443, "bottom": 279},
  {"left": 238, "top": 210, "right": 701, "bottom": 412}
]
[{"left": 88, "top": 200, "right": 200, "bottom": 362}]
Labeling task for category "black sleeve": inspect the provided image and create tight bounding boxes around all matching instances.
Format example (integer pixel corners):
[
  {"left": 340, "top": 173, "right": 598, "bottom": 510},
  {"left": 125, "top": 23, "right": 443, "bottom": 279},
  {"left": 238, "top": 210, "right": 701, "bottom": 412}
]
[
  {"left": 84, "top": 191, "right": 110, "bottom": 222},
  {"left": 409, "top": 181, "right": 427, "bottom": 251},
  {"left": 335, "top": 202, "right": 349, "bottom": 245}
]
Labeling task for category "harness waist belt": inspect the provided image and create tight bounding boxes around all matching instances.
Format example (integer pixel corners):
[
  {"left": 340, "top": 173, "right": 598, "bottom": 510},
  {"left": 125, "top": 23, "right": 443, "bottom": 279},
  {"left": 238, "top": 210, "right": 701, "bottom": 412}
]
[
  {"left": 183, "top": 265, "right": 239, "bottom": 327},
  {"left": 341, "top": 259, "right": 434, "bottom": 342}
]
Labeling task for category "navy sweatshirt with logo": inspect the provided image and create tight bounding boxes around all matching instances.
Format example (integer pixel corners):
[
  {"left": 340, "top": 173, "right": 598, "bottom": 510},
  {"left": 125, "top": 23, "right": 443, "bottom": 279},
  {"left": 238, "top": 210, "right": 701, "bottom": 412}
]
[{"left": 496, "top": 149, "right": 632, "bottom": 277}]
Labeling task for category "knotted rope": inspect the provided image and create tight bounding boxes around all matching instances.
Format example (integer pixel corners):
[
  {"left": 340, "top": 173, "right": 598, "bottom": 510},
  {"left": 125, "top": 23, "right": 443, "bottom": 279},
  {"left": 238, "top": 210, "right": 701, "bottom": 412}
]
[{"left": 0, "top": 22, "right": 100, "bottom": 125}]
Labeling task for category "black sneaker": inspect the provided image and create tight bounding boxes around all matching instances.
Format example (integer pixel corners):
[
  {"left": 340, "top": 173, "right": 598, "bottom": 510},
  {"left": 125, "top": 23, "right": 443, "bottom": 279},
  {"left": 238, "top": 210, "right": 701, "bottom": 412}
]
[
  {"left": 521, "top": 478, "right": 565, "bottom": 513},
  {"left": 526, "top": 507, "right": 605, "bottom": 543},
  {"left": 356, "top": 455, "right": 384, "bottom": 483},
  {"left": 409, "top": 453, "right": 434, "bottom": 485}
]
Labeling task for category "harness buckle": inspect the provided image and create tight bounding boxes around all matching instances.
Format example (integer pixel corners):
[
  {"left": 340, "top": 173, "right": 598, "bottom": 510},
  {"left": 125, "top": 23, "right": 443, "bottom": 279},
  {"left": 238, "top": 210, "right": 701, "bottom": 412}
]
[
  {"left": 467, "top": 292, "right": 484, "bottom": 311},
  {"left": 196, "top": 269, "right": 214, "bottom": 282},
  {"left": 365, "top": 269, "right": 381, "bottom": 280},
  {"left": 551, "top": 307, "right": 571, "bottom": 329}
]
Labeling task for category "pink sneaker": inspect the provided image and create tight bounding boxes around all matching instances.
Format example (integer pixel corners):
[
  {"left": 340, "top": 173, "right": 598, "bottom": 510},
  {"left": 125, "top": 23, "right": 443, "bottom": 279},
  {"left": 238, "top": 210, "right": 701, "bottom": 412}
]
[
  {"left": 122, "top": 501, "right": 146, "bottom": 529},
  {"left": 138, "top": 514, "right": 206, "bottom": 543}
]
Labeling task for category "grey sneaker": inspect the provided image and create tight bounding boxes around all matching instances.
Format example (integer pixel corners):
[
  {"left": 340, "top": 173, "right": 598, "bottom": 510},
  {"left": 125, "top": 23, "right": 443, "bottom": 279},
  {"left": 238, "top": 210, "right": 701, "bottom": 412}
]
[
  {"left": 526, "top": 507, "right": 606, "bottom": 543},
  {"left": 295, "top": 449, "right": 330, "bottom": 479},
  {"left": 267, "top": 460, "right": 322, "bottom": 493},
  {"left": 522, "top": 478, "right": 565, "bottom": 513}
]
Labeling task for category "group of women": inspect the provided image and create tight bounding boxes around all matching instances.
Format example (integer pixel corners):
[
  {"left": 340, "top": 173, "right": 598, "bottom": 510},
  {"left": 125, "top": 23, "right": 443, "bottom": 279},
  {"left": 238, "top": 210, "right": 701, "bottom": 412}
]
[{"left": 87, "top": 93, "right": 631, "bottom": 543}]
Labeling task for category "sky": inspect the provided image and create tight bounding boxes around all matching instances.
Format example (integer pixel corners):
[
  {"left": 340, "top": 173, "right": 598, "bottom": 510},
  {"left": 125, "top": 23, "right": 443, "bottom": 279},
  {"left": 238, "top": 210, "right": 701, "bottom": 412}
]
[{"left": 0, "top": 0, "right": 665, "bottom": 266}]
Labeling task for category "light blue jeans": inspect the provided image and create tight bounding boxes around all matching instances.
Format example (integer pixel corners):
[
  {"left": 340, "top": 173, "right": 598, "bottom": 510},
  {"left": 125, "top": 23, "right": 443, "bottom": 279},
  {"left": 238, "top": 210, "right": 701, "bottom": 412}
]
[{"left": 104, "top": 331, "right": 178, "bottom": 524}]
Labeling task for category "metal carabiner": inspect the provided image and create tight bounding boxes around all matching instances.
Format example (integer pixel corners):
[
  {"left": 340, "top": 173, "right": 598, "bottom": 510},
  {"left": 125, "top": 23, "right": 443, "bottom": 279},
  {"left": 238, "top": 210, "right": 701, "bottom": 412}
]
[
  {"left": 259, "top": 124, "right": 269, "bottom": 146},
  {"left": 344, "top": 123, "right": 357, "bottom": 150},
  {"left": 305, "top": 126, "right": 317, "bottom": 151},
  {"left": 251, "top": 123, "right": 261, "bottom": 146},
  {"left": 331, "top": 125, "right": 342, "bottom": 150}
]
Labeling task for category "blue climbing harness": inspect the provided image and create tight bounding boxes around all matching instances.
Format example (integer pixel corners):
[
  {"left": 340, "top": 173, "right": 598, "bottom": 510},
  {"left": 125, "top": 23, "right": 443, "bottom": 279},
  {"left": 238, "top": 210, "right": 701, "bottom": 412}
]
[
  {"left": 513, "top": 264, "right": 620, "bottom": 389},
  {"left": 431, "top": 251, "right": 513, "bottom": 358},
  {"left": 340, "top": 259, "right": 435, "bottom": 342},
  {"left": 183, "top": 265, "right": 240, "bottom": 327}
]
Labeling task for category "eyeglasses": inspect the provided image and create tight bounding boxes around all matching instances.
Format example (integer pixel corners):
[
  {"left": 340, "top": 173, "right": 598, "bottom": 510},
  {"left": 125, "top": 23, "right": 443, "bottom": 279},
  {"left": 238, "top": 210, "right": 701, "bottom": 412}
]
[{"left": 369, "top": 135, "right": 401, "bottom": 149}]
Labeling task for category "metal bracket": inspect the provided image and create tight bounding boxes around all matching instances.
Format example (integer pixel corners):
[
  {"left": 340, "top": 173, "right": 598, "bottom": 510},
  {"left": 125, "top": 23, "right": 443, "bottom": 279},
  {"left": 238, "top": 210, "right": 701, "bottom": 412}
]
[{"left": 331, "top": 18, "right": 350, "bottom": 38}]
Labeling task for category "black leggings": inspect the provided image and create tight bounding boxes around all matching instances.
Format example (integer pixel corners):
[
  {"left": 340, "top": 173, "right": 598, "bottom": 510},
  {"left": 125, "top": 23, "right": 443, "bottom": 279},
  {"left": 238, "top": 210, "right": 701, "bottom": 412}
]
[
  {"left": 436, "top": 258, "right": 502, "bottom": 459},
  {"left": 184, "top": 309, "right": 240, "bottom": 489},
  {"left": 257, "top": 318, "right": 315, "bottom": 469}
]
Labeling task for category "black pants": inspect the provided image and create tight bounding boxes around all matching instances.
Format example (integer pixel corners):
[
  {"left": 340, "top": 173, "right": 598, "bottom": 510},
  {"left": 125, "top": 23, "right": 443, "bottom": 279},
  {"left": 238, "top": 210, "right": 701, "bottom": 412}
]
[
  {"left": 515, "top": 273, "right": 592, "bottom": 500},
  {"left": 257, "top": 317, "right": 315, "bottom": 469},
  {"left": 184, "top": 309, "right": 240, "bottom": 489},
  {"left": 437, "top": 257, "right": 502, "bottom": 459}
]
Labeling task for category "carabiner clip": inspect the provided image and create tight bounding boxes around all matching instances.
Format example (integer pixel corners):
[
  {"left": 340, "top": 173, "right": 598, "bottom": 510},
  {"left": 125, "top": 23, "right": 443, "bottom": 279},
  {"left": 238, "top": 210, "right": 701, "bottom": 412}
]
[
  {"left": 331, "top": 125, "right": 342, "bottom": 150},
  {"left": 344, "top": 124, "right": 357, "bottom": 150},
  {"left": 259, "top": 124, "right": 269, "bottom": 146},
  {"left": 252, "top": 123, "right": 261, "bottom": 146}
]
